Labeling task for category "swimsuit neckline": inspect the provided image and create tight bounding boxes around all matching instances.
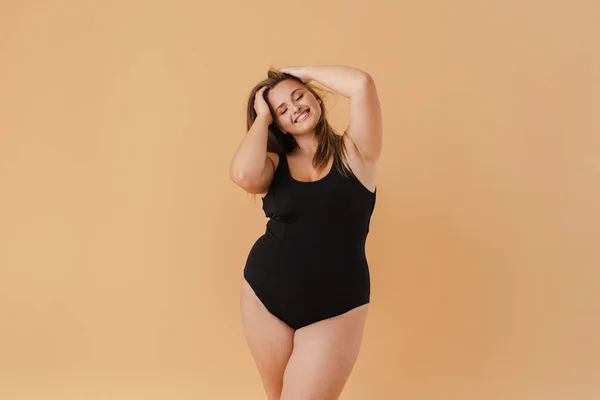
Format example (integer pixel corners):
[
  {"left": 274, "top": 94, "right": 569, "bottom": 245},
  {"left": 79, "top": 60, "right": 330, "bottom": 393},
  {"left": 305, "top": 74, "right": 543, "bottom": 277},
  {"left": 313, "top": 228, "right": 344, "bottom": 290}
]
[{"left": 283, "top": 152, "right": 335, "bottom": 184}]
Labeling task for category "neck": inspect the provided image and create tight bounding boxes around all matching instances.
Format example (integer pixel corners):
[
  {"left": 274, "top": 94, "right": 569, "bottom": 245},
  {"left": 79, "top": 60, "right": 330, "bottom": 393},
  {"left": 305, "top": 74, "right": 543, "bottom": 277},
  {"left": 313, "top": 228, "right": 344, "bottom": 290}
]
[{"left": 292, "top": 132, "right": 318, "bottom": 155}]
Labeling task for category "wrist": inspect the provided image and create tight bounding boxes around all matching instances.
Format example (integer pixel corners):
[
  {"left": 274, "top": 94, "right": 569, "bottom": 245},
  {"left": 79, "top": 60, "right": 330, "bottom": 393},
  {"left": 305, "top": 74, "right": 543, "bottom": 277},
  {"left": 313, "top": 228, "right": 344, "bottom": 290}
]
[{"left": 256, "top": 113, "right": 272, "bottom": 124}]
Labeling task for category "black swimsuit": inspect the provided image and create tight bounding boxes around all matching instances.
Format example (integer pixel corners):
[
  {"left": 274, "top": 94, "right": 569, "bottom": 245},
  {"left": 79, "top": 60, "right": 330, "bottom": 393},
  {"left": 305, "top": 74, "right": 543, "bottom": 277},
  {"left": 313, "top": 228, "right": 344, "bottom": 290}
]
[{"left": 243, "top": 152, "right": 376, "bottom": 330}]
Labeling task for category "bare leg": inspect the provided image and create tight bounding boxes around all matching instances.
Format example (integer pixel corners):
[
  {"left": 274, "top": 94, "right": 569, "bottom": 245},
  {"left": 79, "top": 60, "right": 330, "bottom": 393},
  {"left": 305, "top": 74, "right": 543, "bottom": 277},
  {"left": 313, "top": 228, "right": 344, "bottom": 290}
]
[
  {"left": 240, "top": 277, "right": 295, "bottom": 400},
  {"left": 280, "top": 304, "right": 369, "bottom": 400}
]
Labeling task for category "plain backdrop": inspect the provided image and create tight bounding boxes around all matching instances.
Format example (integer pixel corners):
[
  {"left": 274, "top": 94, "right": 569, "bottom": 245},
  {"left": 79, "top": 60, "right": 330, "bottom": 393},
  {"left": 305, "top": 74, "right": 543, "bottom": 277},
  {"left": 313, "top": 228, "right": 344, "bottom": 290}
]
[{"left": 1, "top": 1, "right": 599, "bottom": 399}]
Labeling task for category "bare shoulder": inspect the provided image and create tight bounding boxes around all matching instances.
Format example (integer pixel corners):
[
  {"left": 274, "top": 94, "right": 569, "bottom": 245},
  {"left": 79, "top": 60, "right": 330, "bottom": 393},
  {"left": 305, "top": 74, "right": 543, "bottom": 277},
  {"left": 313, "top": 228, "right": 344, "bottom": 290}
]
[{"left": 342, "top": 133, "right": 379, "bottom": 193}]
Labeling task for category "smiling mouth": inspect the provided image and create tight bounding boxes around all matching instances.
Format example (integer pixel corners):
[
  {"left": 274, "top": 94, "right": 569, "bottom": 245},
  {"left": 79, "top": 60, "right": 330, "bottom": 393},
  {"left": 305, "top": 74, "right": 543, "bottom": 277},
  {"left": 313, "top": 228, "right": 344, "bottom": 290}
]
[{"left": 295, "top": 109, "right": 310, "bottom": 123}]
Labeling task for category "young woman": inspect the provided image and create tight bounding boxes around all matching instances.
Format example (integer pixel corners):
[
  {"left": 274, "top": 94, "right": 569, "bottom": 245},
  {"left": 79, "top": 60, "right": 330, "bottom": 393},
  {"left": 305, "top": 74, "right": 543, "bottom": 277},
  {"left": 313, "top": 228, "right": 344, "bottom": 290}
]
[{"left": 230, "top": 65, "right": 382, "bottom": 400}]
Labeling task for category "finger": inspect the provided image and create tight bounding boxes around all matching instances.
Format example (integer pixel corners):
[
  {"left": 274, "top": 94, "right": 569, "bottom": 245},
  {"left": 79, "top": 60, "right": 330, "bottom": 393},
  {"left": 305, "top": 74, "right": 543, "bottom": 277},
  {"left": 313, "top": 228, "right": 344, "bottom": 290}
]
[{"left": 256, "top": 86, "right": 268, "bottom": 97}]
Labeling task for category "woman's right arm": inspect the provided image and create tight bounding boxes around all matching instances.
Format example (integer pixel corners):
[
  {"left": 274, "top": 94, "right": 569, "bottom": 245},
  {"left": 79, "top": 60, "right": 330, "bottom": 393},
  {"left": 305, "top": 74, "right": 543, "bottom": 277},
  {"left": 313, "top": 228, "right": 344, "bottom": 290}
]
[{"left": 230, "top": 87, "right": 276, "bottom": 194}]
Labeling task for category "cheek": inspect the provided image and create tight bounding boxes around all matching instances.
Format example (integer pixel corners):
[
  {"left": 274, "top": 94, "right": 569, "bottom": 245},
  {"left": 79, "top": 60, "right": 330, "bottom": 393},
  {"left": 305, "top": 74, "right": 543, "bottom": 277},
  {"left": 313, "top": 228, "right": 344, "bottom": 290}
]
[
  {"left": 277, "top": 117, "right": 292, "bottom": 131},
  {"left": 278, "top": 114, "right": 290, "bottom": 125}
]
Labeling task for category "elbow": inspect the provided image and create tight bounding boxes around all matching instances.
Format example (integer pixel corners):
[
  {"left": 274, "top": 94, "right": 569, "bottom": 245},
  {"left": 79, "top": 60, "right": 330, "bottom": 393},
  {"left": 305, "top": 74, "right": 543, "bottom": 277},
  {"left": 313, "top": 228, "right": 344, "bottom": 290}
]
[
  {"left": 229, "top": 165, "right": 246, "bottom": 185},
  {"left": 353, "top": 73, "right": 375, "bottom": 96},
  {"left": 229, "top": 161, "right": 254, "bottom": 185},
  {"left": 360, "top": 72, "right": 375, "bottom": 89},
  {"left": 230, "top": 169, "right": 262, "bottom": 194}
]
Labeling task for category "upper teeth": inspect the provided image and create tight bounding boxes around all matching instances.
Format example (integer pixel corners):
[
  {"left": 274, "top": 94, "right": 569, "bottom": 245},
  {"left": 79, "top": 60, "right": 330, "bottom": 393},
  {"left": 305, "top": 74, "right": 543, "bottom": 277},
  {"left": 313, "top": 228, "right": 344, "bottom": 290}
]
[{"left": 296, "top": 110, "right": 309, "bottom": 123}]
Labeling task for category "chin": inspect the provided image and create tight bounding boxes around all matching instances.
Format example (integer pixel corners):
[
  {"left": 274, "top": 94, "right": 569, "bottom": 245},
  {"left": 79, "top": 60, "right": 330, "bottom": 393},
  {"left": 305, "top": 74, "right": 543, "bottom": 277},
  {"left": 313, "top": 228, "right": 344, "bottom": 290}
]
[
  {"left": 294, "top": 121, "right": 320, "bottom": 135},
  {"left": 291, "top": 126, "right": 317, "bottom": 136}
]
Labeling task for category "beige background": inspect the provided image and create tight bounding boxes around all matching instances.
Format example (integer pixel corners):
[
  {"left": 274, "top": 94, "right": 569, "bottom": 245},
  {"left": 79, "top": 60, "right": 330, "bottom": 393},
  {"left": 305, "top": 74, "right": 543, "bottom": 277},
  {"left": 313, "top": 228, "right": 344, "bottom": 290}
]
[{"left": 1, "top": 1, "right": 599, "bottom": 399}]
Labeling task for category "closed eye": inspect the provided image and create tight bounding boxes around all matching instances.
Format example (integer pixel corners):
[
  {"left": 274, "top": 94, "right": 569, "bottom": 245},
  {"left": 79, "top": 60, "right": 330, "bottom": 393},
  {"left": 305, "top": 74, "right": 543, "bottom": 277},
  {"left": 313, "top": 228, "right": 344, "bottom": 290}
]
[{"left": 280, "top": 95, "right": 304, "bottom": 115}]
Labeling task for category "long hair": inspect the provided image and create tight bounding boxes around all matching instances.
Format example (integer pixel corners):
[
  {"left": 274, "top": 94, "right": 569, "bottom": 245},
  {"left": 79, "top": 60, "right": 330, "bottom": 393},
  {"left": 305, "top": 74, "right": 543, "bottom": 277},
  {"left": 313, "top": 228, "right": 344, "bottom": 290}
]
[{"left": 245, "top": 69, "right": 355, "bottom": 193}]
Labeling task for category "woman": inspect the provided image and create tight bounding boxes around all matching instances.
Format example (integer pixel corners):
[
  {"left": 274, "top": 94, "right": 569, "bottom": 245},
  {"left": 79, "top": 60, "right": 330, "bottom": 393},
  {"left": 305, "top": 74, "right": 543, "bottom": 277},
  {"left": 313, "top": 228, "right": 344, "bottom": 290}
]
[{"left": 229, "top": 65, "right": 382, "bottom": 400}]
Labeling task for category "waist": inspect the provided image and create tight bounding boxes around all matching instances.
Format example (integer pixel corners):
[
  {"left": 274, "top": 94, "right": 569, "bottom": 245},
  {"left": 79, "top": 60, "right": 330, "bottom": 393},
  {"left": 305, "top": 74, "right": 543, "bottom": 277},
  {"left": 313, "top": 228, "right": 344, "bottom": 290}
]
[{"left": 267, "top": 218, "right": 368, "bottom": 241}]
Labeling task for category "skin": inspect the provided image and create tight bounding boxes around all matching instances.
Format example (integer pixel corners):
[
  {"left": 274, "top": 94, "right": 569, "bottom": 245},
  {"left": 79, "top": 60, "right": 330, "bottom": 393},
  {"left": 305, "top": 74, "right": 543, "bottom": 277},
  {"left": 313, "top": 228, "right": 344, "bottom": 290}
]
[
  {"left": 263, "top": 79, "right": 376, "bottom": 190},
  {"left": 240, "top": 76, "right": 378, "bottom": 399},
  {"left": 266, "top": 79, "right": 322, "bottom": 147},
  {"left": 241, "top": 279, "right": 369, "bottom": 400}
]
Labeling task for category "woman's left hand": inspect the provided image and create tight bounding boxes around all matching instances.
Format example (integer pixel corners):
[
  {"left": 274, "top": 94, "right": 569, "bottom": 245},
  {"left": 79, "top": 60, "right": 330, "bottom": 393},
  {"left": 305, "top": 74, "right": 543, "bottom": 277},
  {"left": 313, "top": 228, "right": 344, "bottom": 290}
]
[{"left": 278, "top": 66, "right": 312, "bottom": 83}]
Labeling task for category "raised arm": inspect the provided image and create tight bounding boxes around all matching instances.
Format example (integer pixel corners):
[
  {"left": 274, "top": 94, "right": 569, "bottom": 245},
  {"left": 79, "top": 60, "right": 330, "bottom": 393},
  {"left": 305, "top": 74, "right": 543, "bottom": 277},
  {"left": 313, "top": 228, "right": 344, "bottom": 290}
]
[
  {"left": 230, "top": 87, "right": 277, "bottom": 195},
  {"left": 279, "top": 65, "right": 383, "bottom": 162}
]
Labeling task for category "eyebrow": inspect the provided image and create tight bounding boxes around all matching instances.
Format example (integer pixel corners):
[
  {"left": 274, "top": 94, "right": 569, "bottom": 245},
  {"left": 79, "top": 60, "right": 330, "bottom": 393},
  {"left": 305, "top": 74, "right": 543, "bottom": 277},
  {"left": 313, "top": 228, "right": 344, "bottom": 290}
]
[{"left": 276, "top": 88, "right": 302, "bottom": 112}]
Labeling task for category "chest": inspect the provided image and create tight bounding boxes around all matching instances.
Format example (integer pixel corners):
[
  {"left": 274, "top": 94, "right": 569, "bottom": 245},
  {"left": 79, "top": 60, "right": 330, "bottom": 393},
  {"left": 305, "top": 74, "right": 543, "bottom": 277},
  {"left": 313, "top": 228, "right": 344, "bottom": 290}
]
[{"left": 263, "top": 169, "right": 373, "bottom": 224}]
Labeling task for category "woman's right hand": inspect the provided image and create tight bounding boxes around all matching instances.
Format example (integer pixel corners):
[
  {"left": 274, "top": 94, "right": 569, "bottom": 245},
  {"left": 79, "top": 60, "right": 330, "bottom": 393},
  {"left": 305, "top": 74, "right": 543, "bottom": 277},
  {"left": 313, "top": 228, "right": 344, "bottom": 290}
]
[{"left": 254, "top": 86, "right": 273, "bottom": 124}]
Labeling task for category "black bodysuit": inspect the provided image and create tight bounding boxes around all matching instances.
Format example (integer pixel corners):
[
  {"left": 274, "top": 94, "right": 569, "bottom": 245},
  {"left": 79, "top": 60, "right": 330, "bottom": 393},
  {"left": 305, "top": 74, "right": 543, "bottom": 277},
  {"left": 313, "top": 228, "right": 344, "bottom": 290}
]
[{"left": 243, "top": 151, "right": 376, "bottom": 330}]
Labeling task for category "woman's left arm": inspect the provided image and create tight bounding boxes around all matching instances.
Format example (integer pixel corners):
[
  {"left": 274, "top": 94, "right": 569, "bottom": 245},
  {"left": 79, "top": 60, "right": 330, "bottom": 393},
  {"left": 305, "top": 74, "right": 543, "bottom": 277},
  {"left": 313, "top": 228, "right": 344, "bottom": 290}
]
[{"left": 280, "top": 65, "right": 383, "bottom": 162}]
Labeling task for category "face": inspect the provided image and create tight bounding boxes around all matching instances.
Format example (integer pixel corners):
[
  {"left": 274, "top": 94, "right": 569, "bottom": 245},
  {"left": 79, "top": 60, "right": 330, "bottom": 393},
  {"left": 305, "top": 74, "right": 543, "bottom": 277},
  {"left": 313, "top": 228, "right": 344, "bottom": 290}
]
[{"left": 266, "top": 79, "right": 322, "bottom": 135}]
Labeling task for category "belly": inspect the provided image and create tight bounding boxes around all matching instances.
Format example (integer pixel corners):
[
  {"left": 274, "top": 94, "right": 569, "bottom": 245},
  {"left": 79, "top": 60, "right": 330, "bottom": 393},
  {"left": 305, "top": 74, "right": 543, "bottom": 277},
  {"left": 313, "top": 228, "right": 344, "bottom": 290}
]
[{"left": 244, "top": 225, "right": 370, "bottom": 301}]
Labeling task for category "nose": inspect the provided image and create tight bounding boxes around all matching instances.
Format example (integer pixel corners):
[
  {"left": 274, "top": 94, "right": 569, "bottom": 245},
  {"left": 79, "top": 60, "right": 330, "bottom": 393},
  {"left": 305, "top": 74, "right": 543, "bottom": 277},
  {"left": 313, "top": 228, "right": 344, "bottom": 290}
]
[{"left": 291, "top": 103, "right": 303, "bottom": 118}]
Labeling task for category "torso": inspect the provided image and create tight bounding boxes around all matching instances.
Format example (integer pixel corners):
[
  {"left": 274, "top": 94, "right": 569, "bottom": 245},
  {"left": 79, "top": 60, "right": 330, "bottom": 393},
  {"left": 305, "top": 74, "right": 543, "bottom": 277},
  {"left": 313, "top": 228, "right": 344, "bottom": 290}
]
[
  {"left": 244, "top": 135, "right": 377, "bottom": 329},
  {"left": 265, "top": 134, "right": 378, "bottom": 195}
]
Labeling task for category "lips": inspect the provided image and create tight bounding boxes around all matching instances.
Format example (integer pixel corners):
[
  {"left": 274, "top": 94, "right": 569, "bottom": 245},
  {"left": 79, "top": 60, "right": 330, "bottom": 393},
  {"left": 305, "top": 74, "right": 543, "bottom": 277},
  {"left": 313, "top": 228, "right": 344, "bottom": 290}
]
[{"left": 295, "top": 109, "right": 310, "bottom": 123}]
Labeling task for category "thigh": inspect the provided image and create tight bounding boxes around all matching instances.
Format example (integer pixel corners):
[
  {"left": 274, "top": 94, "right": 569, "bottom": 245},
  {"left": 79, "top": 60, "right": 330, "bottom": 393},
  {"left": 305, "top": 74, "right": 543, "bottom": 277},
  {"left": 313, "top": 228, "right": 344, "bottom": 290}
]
[
  {"left": 280, "top": 304, "right": 369, "bottom": 400},
  {"left": 240, "top": 277, "right": 295, "bottom": 399}
]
